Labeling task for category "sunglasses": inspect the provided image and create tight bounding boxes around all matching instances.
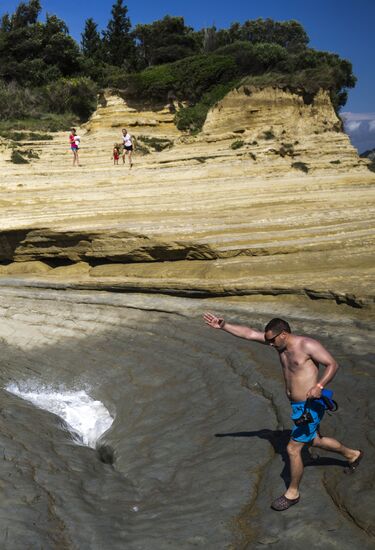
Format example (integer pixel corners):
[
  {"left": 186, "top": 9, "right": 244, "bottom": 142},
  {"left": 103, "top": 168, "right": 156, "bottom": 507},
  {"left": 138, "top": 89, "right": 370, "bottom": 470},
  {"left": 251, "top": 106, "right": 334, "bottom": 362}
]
[{"left": 264, "top": 331, "right": 283, "bottom": 344}]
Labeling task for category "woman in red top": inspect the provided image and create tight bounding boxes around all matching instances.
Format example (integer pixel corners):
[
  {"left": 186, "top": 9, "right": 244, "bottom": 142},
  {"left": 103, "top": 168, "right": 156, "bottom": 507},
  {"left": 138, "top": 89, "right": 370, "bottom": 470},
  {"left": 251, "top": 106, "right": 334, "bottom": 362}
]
[{"left": 69, "top": 128, "right": 79, "bottom": 167}]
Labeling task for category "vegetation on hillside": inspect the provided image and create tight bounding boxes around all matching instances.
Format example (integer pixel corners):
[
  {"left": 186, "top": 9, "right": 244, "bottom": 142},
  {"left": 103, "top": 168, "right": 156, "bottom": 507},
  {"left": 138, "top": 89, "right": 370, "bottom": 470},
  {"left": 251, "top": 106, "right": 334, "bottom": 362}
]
[{"left": 0, "top": 0, "right": 356, "bottom": 133}]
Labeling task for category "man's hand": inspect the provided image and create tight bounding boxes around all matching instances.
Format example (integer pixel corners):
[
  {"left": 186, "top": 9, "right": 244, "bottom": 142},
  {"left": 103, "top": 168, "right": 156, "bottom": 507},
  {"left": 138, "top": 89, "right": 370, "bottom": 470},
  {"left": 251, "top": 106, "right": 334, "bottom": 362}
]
[
  {"left": 306, "top": 385, "right": 322, "bottom": 399},
  {"left": 203, "top": 312, "right": 225, "bottom": 329}
]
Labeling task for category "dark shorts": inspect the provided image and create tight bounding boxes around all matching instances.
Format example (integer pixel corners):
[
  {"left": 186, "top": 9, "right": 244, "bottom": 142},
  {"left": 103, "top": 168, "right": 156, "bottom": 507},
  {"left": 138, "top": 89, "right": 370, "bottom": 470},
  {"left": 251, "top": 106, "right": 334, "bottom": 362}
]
[
  {"left": 124, "top": 145, "right": 133, "bottom": 151},
  {"left": 291, "top": 400, "right": 325, "bottom": 443},
  {"left": 71, "top": 146, "right": 78, "bottom": 152}
]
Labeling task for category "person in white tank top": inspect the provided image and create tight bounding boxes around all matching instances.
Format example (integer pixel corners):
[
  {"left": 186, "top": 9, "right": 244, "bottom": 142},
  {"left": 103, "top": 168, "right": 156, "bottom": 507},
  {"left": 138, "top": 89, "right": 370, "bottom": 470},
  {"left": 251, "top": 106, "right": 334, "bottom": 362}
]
[{"left": 122, "top": 128, "right": 134, "bottom": 167}]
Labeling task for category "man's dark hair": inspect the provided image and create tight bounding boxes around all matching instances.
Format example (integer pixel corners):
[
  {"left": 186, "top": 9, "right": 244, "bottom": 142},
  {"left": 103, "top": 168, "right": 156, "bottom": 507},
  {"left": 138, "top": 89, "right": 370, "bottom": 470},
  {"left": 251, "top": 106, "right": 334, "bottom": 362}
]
[{"left": 264, "top": 318, "right": 291, "bottom": 334}]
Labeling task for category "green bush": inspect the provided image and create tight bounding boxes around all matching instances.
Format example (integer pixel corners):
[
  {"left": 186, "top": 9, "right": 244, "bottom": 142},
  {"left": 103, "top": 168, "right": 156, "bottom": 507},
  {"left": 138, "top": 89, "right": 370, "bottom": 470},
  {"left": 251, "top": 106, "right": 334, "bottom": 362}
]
[
  {"left": 35, "top": 114, "right": 77, "bottom": 132},
  {"left": 18, "top": 148, "right": 40, "bottom": 159},
  {"left": 138, "top": 135, "right": 173, "bottom": 151},
  {"left": 45, "top": 77, "right": 98, "bottom": 120},
  {"left": 216, "top": 41, "right": 288, "bottom": 74},
  {"left": 262, "top": 130, "right": 275, "bottom": 140},
  {"left": 0, "top": 80, "right": 81, "bottom": 128},
  {"left": 124, "top": 54, "right": 239, "bottom": 102},
  {"left": 0, "top": 81, "right": 41, "bottom": 119},
  {"left": 175, "top": 81, "right": 238, "bottom": 132},
  {"left": 0, "top": 131, "right": 28, "bottom": 141},
  {"left": 0, "top": 114, "right": 77, "bottom": 133},
  {"left": 231, "top": 140, "right": 244, "bottom": 149},
  {"left": 123, "top": 64, "right": 176, "bottom": 99},
  {"left": 172, "top": 55, "right": 238, "bottom": 100},
  {"left": 175, "top": 103, "right": 209, "bottom": 133},
  {"left": 0, "top": 130, "right": 53, "bottom": 141},
  {"left": 11, "top": 150, "right": 29, "bottom": 164}
]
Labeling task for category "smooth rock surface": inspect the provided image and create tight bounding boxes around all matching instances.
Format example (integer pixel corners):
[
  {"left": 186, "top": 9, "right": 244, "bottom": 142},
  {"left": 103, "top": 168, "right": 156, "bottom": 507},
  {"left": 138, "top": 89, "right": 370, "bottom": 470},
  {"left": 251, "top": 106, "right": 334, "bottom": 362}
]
[{"left": 0, "top": 288, "right": 373, "bottom": 549}]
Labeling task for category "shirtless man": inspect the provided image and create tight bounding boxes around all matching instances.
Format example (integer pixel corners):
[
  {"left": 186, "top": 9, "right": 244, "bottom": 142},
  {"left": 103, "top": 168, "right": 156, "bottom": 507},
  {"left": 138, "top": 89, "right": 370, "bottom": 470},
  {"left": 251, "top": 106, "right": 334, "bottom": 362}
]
[{"left": 203, "top": 313, "right": 363, "bottom": 511}]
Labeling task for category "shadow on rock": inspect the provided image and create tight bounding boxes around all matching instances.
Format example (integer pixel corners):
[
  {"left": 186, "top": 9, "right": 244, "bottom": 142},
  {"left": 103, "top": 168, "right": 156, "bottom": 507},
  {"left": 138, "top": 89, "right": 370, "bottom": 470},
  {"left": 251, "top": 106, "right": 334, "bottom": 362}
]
[{"left": 215, "top": 429, "right": 348, "bottom": 488}]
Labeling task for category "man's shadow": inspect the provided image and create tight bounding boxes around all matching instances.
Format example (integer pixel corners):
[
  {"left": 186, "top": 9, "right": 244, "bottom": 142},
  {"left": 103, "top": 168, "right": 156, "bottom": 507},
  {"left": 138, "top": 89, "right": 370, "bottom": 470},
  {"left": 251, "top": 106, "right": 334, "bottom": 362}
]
[{"left": 215, "top": 429, "right": 347, "bottom": 488}]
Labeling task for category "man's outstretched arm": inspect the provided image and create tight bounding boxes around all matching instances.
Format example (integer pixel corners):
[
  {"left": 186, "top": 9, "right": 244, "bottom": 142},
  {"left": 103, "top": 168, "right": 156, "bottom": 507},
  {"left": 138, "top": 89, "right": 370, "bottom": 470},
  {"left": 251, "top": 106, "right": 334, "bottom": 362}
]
[{"left": 203, "top": 312, "right": 266, "bottom": 343}]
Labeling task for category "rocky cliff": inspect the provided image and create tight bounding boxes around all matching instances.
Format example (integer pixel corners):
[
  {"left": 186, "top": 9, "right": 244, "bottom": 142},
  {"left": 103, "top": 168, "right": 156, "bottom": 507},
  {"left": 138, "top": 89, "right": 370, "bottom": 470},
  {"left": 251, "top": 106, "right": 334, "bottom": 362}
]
[
  {"left": 0, "top": 85, "right": 374, "bottom": 549},
  {"left": 0, "top": 86, "right": 373, "bottom": 308}
]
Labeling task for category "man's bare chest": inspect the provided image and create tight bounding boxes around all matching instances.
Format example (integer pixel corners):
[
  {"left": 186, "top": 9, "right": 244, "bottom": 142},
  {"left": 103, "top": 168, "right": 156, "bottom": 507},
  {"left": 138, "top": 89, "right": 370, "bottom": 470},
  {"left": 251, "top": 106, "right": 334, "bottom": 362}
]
[{"left": 280, "top": 351, "right": 312, "bottom": 373}]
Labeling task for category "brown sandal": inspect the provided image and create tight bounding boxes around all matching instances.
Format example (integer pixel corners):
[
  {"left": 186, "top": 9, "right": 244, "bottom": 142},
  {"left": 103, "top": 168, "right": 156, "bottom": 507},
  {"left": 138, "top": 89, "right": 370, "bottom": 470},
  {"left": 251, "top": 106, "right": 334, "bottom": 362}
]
[
  {"left": 271, "top": 495, "right": 300, "bottom": 511},
  {"left": 344, "top": 450, "right": 364, "bottom": 474}
]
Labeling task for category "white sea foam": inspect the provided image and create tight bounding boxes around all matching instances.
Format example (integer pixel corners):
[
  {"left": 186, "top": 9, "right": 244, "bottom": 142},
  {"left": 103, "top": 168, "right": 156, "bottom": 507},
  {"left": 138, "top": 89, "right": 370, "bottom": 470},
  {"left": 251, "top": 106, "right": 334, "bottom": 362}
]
[{"left": 5, "top": 383, "right": 114, "bottom": 448}]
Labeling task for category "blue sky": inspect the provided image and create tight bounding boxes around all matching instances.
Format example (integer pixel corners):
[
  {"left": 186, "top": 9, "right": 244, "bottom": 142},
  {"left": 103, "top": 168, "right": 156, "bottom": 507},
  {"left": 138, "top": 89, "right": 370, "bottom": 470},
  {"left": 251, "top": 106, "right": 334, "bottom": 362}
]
[{"left": 2, "top": 0, "right": 374, "bottom": 151}]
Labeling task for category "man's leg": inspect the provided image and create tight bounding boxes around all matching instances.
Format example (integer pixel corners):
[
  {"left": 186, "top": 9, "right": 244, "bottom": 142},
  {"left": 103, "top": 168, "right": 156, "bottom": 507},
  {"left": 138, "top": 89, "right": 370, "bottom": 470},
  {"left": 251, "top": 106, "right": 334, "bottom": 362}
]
[
  {"left": 284, "top": 439, "right": 305, "bottom": 499},
  {"left": 271, "top": 438, "right": 304, "bottom": 510},
  {"left": 312, "top": 434, "right": 360, "bottom": 462}
]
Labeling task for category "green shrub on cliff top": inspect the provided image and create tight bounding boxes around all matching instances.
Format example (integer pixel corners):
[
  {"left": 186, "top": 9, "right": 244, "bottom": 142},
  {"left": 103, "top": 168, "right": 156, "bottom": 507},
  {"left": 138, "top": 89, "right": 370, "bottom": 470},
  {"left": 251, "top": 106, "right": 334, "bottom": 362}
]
[
  {"left": 215, "top": 41, "right": 289, "bottom": 74},
  {"left": 122, "top": 54, "right": 239, "bottom": 101},
  {"left": 0, "top": 130, "right": 52, "bottom": 141},
  {"left": 0, "top": 4, "right": 356, "bottom": 131},
  {"left": 0, "top": 81, "right": 41, "bottom": 119},
  {"left": 45, "top": 77, "right": 98, "bottom": 120},
  {"left": 0, "top": 114, "right": 76, "bottom": 133},
  {"left": 175, "top": 81, "right": 237, "bottom": 132}
]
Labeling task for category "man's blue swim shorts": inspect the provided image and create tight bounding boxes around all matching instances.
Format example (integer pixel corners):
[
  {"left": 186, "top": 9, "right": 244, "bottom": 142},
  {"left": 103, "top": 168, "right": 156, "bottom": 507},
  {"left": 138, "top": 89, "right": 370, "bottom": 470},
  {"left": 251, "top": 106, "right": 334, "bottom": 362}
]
[{"left": 291, "top": 400, "right": 325, "bottom": 443}]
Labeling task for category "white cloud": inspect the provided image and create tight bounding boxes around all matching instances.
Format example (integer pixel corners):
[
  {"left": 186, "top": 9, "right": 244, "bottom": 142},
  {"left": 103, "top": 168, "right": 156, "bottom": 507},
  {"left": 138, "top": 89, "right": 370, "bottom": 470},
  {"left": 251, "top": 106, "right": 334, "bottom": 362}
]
[
  {"left": 341, "top": 112, "right": 375, "bottom": 122},
  {"left": 345, "top": 121, "right": 362, "bottom": 132},
  {"left": 341, "top": 113, "right": 375, "bottom": 153}
]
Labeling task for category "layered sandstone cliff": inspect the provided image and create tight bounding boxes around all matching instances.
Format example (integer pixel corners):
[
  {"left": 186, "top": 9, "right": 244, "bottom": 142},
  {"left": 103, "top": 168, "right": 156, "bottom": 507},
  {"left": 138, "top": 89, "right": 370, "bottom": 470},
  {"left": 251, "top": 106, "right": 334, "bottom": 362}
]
[{"left": 0, "top": 86, "right": 374, "bottom": 308}]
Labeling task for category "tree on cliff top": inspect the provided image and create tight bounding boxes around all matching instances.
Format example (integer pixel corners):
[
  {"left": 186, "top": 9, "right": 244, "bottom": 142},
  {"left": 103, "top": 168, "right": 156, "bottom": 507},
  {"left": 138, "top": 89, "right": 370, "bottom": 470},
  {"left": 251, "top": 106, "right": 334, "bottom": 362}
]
[
  {"left": 232, "top": 19, "right": 309, "bottom": 50},
  {"left": 197, "top": 18, "right": 309, "bottom": 54},
  {"left": 0, "top": 2, "right": 357, "bottom": 127},
  {"left": 0, "top": 3, "right": 81, "bottom": 85},
  {"left": 133, "top": 16, "right": 198, "bottom": 68},
  {"left": 102, "top": 0, "right": 135, "bottom": 69},
  {"left": 9, "top": 0, "right": 41, "bottom": 29},
  {"left": 81, "top": 18, "right": 103, "bottom": 61}
]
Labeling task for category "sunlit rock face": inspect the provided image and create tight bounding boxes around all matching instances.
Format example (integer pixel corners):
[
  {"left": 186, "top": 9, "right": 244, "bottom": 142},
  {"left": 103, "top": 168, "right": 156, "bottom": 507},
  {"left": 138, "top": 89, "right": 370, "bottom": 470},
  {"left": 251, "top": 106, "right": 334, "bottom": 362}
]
[
  {"left": 203, "top": 85, "right": 365, "bottom": 170},
  {"left": 0, "top": 87, "right": 374, "bottom": 307},
  {"left": 0, "top": 288, "right": 373, "bottom": 549},
  {"left": 87, "top": 91, "right": 181, "bottom": 136}
]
